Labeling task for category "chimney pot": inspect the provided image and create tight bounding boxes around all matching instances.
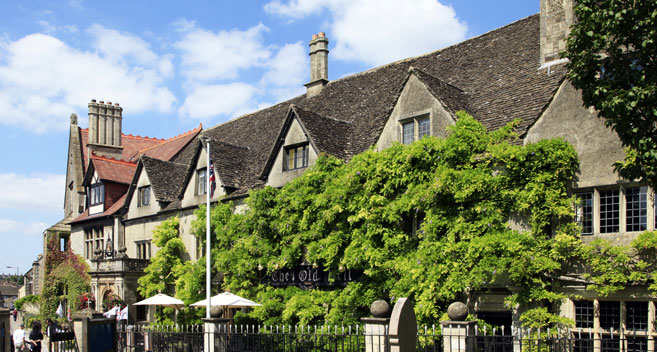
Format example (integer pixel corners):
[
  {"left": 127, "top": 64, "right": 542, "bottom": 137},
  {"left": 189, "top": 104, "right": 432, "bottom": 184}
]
[
  {"left": 91, "top": 99, "right": 97, "bottom": 103},
  {"left": 100, "top": 100, "right": 104, "bottom": 104},
  {"left": 115, "top": 103, "right": 120, "bottom": 106},
  {"left": 312, "top": 34, "right": 318, "bottom": 40},
  {"left": 318, "top": 32, "right": 325, "bottom": 37},
  {"left": 107, "top": 101, "right": 112, "bottom": 105}
]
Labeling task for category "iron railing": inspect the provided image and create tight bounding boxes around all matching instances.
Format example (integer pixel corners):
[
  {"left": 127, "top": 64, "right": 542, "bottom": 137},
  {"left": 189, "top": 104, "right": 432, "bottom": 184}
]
[
  {"left": 117, "top": 323, "right": 657, "bottom": 352},
  {"left": 117, "top": 324, "right": 204, "bottom": 352}
]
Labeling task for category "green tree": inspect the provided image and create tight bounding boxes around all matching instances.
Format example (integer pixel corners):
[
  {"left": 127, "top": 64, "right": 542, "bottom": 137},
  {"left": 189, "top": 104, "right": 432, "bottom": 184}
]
[
  {"left": 137, "top": 217, "right": 187, "bottom": 323},
  {"left": 565, "top": 0, "right": 657, "bottom": 186},
  {"left": 181, "top": 113, "right": 657, "bottom": 327}
]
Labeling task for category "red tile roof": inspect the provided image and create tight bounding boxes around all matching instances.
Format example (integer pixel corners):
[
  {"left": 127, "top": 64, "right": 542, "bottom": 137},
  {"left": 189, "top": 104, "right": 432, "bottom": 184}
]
[
  {"left": 129, "top": 124, "right": 202, "bottom": 162},
  {"left": 91, "top": 154, "right": 137, "bottom": 184}
]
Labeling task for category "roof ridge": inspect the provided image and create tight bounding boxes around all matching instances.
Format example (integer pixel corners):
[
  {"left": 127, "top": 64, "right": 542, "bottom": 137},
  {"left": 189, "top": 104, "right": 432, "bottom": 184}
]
[
  {"left": 409, "top": 66, "right": 467, "bottom": 93},
  {"left": 323, "top": 14, "right": 539, "bottom": 87},
  {"left": 140, "top": 155, "right": 189, "bottom": 168},
  {"left": 204, "top": 97, "right": 302, "bottom": 134},
  {"left": 292, "top": 105, "right": 352, "bottom": 125},
  {"left": 91, "top": 152, "right": 137, "bottom": 167},
  {"left": 136, "top": 123, "right": 203, "bottom": 154},
  {"left": 202, "top": 134, "right": 250, "bottom": 151}
]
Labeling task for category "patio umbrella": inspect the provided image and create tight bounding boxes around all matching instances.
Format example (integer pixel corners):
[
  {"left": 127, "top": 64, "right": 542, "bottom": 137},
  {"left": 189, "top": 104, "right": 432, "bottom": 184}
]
[
  {"left": 191, "top": 292, "right": 262, "bottom": 308},
  {"left": 134, "top": 293, "right": 185, "bottom": 309}
]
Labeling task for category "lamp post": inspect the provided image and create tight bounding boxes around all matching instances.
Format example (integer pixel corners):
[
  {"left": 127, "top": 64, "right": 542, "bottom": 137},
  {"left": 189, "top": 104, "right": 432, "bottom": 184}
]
[{"left": 6, "top": 266, "right": 20, "bottom": 285}]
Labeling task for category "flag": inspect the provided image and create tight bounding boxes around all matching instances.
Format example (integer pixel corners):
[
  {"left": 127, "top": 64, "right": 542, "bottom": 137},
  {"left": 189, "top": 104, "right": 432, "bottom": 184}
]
[
  {"left": 103, "top": 305, "right": 120, "bottom": 318},
  {"left": 56, "top": 303, "right": 64, "bottom": 317},
  {"left": 209, "top": 159, "right": 216, "bottom": 198},
  {"left": 118, "top": 305, "right": 128, "bottom": 321}
]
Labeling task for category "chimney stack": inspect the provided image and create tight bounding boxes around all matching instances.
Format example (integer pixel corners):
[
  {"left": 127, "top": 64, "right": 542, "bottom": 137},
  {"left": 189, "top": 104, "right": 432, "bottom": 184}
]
[
  {"left": 540, "top": 0, "right": 574, "bottom": 64},
  {"left": 88, "top": 99, "right": 123, "bottom": 149},
  {"left": 305, "top": 32, "right": 329, "bottom": 98}
]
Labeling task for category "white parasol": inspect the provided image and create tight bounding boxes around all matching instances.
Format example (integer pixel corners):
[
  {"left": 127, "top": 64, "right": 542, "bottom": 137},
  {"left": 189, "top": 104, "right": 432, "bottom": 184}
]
[
  {"left": 134, "top": 293, "right": 185, "bottom": 309},
  {"left": 191, "top": 292, "right": 262, "bottom": 308}
]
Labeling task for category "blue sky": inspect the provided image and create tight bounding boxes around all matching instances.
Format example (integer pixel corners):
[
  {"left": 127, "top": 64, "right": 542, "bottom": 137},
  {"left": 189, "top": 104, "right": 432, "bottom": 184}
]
[{"left": 0, "top": 0, "right": 539, "bottom": 276}]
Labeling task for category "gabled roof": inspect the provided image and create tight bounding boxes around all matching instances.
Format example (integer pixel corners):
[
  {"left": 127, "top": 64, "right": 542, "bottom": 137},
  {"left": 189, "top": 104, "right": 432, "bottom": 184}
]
[
  {"left": 86, "top": 154, "right": 137, "bottom": 185},
  {"left": 201, "top": 14, "right": 564, "bottom": 194},
  {"left": 260, "top": 105, "right": 353, "bottom": 180},
  {"left": 408, "top": 67, "right": 471, "bottom": 116},
  {"left": 293, "top": 106, "right": 353, "bottom": 160},
  {"left": 140, "top": 156, "right": 189, "bottom": 203}
]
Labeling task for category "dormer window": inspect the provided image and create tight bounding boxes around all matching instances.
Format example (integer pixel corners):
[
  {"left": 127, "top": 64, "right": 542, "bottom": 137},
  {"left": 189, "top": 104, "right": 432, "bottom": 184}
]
[
  {"left": 401, "top": 114, "right": 431, "bottom": 145},
  {"left": 285, "top": 143, "right": 308, "bottom": 171},
  {"left": 196, "top": 169, "right": 207, "bottom": 195},
  {"left": 89, "top": 183, "right": 104, "bottom": 206},
  {"left": 138, "top": 186, "right": 151, "bottom": 207}
]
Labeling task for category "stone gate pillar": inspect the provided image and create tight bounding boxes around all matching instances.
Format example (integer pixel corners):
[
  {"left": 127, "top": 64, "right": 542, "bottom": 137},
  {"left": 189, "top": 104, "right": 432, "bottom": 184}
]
[
  {"left": 389, "top": 298, "right": 416, "bottom": 352},
  {"left": 440, "top": 302, "right": 476, "bottom": 352}
]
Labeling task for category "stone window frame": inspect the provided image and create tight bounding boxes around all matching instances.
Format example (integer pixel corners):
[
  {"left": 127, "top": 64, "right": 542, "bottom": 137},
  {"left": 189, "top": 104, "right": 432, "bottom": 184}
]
[
  {"left": 284, "top": 142, "right": 309, "bottom": 171},
  {"left": 399, "top": 113, "right": 431, "bottom": 145},
  {"left": 196, "top": 168, "right": 207, "bottom": 196},
  {"left": 574, "top": 185, "right": 654, "bottom": 236},
  {"left": 137, "top": 185, "right": 151, "bottom": 207},
  {"left": 136, "top": 240, "right": 151, "bottom": 260},
  {"left": 84, "top": 227, "right": 104, "bottom": 259},
  {"left": 571, "top": 299, "right": 656, "bottom": 350}
]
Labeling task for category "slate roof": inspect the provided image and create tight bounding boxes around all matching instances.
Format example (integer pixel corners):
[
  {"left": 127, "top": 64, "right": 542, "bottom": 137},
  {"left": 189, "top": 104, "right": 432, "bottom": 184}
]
[
  {"left": 293, "top": 106, "right": 353, "bottom": 160},
  {"left": 141, "top": 156, "right": 189, "bottom": 203},
  {"left": 201, "top": 14, "right": 566, "bottom": 195},
  {"left": 409, "top": 67, "right": 471, "bottom": 115},
  {"left": 0, "top": 284, "right": 18, "bottom": 297}
]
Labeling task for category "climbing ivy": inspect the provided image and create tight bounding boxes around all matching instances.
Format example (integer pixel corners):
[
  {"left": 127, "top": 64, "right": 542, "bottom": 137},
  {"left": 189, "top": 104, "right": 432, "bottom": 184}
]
[
  {"left": 40, "top": 232, "right": 91, "bottom": 319},
  {"left": 177, "top": 112, "right": 657, "bottom": 327},
  {"left": 137, "top": 216, "right": 188, "bottom": 323}
]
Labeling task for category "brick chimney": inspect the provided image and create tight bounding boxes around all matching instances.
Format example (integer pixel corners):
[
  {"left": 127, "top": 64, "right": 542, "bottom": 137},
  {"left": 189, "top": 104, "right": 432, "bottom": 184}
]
[
  {"left": 540, "top": 0, "right": 575, "bottom": 64},
  {"left": 305, "top": 32, "right": 329, "bottom": 98}
]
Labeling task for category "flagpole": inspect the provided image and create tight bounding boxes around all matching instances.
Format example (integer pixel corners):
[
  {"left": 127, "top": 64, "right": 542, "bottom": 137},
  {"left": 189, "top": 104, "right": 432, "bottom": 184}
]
[{"left": 206, "top": 138, "right": 211, "bottom": 319}]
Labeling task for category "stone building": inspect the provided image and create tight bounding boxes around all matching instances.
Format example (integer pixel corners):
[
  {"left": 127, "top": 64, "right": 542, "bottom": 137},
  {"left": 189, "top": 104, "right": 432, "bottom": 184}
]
[{"left": 45, "top": 0, "right": 656, "bottom": 335}]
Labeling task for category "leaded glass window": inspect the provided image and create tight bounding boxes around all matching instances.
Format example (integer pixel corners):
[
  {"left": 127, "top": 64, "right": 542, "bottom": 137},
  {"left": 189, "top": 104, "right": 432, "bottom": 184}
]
[{"left": 600, "top": 190, "right": 619, "bottom": 233}]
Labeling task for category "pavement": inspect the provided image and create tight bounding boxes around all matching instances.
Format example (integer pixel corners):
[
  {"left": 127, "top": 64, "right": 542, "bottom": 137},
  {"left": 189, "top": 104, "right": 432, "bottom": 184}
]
[{"left": 9, "top": 311, "right": 49, "bottom": 352}]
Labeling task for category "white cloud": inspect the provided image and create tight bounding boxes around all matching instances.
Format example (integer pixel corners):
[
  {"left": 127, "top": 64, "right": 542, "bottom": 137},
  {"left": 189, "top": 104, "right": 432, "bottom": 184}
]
[
  {"left": 264, "top": 0, "right": 468, "bottom": 66},
  {"left": 179, "top": 83, "right": 258, "bottom": 120},
  {"left": 38, "top": 21, "right": 78, "bottom": 35},
  {"left": 87, "top": 24, "right": 173, "bottom": 77},
  {"left": 261, "top": 42, "right": 307, "bottom": 88},
  {"left": 0, "top": 219, "right": 48, "bottom": 237},
  {"left": 0, "top": 30, "right": 176, "bottom": 133},
  {"left": 0, "top": 173, "right": 65, "bottom": 212},
  {"left": 175, "top": 22, "right": 271, "bottom": 81}
]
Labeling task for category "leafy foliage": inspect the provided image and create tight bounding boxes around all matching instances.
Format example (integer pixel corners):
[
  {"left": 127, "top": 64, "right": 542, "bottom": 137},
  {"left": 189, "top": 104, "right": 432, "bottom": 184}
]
[
  {"left": 40, "top": 232, "right": 91, "bottom": 319},
  {"left": 14, "top": 295, "right": 39, "bottom": 310},
  {"left": 181, "top": 113, "right": 598, "bottom": 326},
  {"left": 565, "top": 0, "right": 657, "bottom": 186},
  {"left": 137, "top": 217, "right": 189, "bottom": 323}
]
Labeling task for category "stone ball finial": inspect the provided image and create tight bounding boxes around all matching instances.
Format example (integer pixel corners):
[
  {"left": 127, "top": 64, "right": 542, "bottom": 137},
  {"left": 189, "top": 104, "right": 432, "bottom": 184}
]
[
  {"left": 370, "top": 300, "right": 391, "bottom": 318},
  {"left": 447, "top": 302, "right": 468, "bottom": 321},
  {"left": 70, "top": 113, "right": 78, "bottom": 125}
]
